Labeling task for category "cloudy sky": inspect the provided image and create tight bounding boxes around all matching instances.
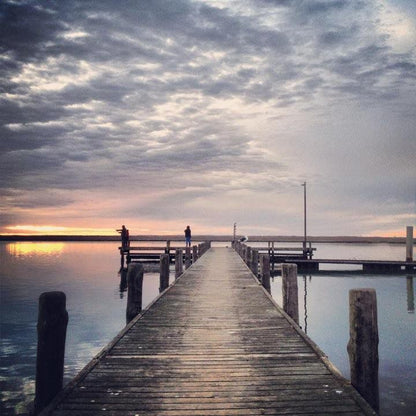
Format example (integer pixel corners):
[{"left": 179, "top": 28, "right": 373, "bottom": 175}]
[{"left": 1, "top": 0, "right": 415, "bottom": 237}]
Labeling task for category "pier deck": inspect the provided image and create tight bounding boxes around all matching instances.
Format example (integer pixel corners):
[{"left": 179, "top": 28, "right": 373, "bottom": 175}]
[{"left": 41, "top": 248, "right": 375, "bottom": 416}]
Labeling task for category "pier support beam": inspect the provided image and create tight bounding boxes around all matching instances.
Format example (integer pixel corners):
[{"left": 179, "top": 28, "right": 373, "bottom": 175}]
[
  {"left": 260, "top": 254, "right": 271, "bottom": 293},
  {"left": 160, "top": 254, "right": 170, "bottom": 292},
  {"left": 126, "top": 263, "right": 144, "bottom": 323},
  {"left": 185, "top": 246, "right": 191, "bottom": 269},
  {"left": 175, "top": 249, "right": 183, "bottom": 278},
  {"left": 406, "top": 226, "right": 413, "bottom": 263},
  {"left": 245, "top": 246, "right": 252, "bottom": 269},
  {"left": 282, "top": 264, "right": 299, "bottom": 324},
  {"left": 251, "top": 249, "right": 259, "bottom": 276},
  {"left": 347, "top": 289, "right": 379, "bottom": 412},
  {"left": 407, "top": 277, "right": 415, "bottom": 313},
  {"left": 192, "top": 245, "right": 198, "bottom": 263},
  {"left": 35, "top": 292, "right": 68, "bottom": 415}
]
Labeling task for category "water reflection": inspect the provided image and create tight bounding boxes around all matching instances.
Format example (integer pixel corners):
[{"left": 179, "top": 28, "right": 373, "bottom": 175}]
[
  {"left": 303, "top": 275, "right": 308, "bottom": 334},
  {"left": 407, "top": 277, "right": 414, "bottom": 313},
  {"left": 6, "top": 242, "right": 64, "bottom": 256},
  {"left": 119, "top": 268, "right": 128, "bottom": 298}
]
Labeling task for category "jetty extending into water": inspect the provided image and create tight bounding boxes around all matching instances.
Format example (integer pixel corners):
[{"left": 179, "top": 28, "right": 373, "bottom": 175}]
[{"left": 38, "top": 247, "right": 377, "bottom": 416}]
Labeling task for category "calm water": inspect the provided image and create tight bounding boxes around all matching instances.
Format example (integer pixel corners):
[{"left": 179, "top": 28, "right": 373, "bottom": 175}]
[{"left": 0, "top": 241, "right": 415, "bottom": 415}]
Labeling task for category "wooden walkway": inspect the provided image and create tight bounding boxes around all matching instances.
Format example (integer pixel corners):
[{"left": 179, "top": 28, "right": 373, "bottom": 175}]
[{"left": 41, "top": 248, "right": 376, "bottom": 416}]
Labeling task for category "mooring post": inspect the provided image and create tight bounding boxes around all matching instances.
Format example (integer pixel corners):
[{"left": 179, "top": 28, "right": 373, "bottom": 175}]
[
  {"left": 34, "top": 292, "right": 68, "bottom": 415},
  {"left": 246, "top": 246, "right": 252, "bottom": 268},
  {"left": 251, "top": 249, "right": 259, "bottom": 276},
  {"left": 260, "top": 254, "right": 271, "bottom": 293},
  {"left": 347, "top": 289, "right": 379, "bottom": 412},
  {"left": 282, "top": 264, "right": 299, "bottom": 324},
  {"left": 192, "top": 245, "right": 198, "bottom": 263},
  {"left": 126, "top": 263, "right": 144, "bottom": 324},
  {"left": 185, "top": 246, "right": 191, "bottom": 269},
  {"left": 175, "top": 249, "right": 183, "bottom": 279},
  {"left": 407, "top": 277, "right": 415, "bottom": 313},
  {"left": 165, "top": 240, "right": 171, "bottom": 254},
  {"left": 406, "top": 226, "right": 413, "bottom": 262},
  {"left": 159, "top": 254, "right": 170, "bottom": 292}
]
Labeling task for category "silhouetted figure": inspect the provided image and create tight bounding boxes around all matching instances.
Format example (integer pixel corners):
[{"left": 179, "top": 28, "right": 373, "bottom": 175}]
[
  {"left": 184, "top": 225, "right": 191, "bottom": 247},
  {"left": 117, "top": 225, "right": 130, "bottom": 249}
]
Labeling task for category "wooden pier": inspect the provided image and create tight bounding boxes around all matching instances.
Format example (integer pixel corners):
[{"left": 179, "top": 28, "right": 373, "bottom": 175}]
[{"left": 40, "top": 247, "right": 376, "bottom": 415}]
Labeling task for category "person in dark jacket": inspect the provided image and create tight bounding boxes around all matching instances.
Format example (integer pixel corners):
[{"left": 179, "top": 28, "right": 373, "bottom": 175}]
[{"left": 184, "top": 225, "right": 191, "bottom": 247}]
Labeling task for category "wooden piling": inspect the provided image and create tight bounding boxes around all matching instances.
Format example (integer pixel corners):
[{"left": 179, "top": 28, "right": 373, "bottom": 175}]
[
  {"left": 126, "top": 263, "right": 144, "bottom": 324},
  {"left": 282, "top": 264, "right": 299, "bottom": 324},
  {"left": 407, "top": 277, "right": 415, "bottom": 313},
  {"left": 165, "top": 240, "right": 171, "bottom": 254},
  {"left": 185, "top": 246, "right": 191, "bottom": 269},
  {"left": 192, "top": 245, "right": 198, "bottom": 263},
  {"left": 34, "top": 292, "right": 68, "bottom": 415},
  {"left": 406, "top": 226, "right": 413, "bottom": 262},
  {"left": 175, "top": 249, "right": 183, "bottom": 279},
  {"left": 251, "top": 249, "right": 259, "bottom": 276},
  {"left": 160, "top": 254, "right": 170, "bottom": 292},
  {"left": 246, "top": 246, "right": 252, "bottom": 269},
  {"left": 347, "top": 289, "right": 379, "bottom": 412},
  {"left": 260, "top": 254, "right": 271, "bottom": 293}
]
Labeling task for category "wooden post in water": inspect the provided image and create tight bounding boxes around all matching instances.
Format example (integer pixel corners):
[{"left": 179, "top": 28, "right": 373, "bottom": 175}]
[
  {"left": 406, "top": 226, "right": 413, "bottom": 262},
  {"left": 407, "top": 277, "right": 415, "bottom": 313},
  {"left": 185, "top": 246, "right": 191, "bottom": 269},
  {"left": 347, "top": 289, "right": 379, "bottom": 412},
  {"left": 246, "top": 246, "right": 252, "bottom": 269},
  {"left": 175, "top": 249, "right": 183, "bottom": 279},
  {"left": 126, "top": 263, "right": 144, "bottom": 323},
  {"left": 192, "top": 245, "right": 198, "bottom": 263},
  {"left": 160, "top": 254, "right": 170, "bottom": 292},
  {"left": 34, "top": 292, "right": 68, "bottom": 415},
  {"left": 251, "top": 249, "right": 259, "bottom": 276},
  {"left": 282, "top": 264, "right": 299, "bottom": 324},
  {"left": 260, "top": 254, "right": 271, "bottom": 293},
  {"left": 165, "top": 240, "right": 171, "bottom": 254}
]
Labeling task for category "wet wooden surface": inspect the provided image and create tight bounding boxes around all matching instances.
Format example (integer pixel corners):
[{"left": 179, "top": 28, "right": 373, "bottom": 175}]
[{"left": 41, "top": 248, "right": 375, "bottom": 415}]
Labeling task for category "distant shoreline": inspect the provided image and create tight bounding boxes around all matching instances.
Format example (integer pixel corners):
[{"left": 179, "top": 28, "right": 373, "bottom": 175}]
[{"left": 0, "top": 234, "right": 409, "bottom": 244}]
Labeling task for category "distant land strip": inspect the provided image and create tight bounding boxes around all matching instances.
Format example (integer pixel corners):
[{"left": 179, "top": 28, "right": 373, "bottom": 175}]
[{"left": 0, "top": 234, "right": 408, "bottom": 244}]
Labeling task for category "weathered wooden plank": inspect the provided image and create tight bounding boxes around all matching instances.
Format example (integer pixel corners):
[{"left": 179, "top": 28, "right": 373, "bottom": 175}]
[{"left": 40, "top": 248, "right": 376, "bottom": 416}]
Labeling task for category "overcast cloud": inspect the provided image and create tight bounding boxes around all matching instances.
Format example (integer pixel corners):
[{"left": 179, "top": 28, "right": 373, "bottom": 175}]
[{"left": 1, "top": 0, "right": 415, "bottom": 236}]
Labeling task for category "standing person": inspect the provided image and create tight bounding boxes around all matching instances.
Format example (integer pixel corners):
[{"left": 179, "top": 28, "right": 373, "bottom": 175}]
[
  {"left": 117, "top": 225, "right": 129, "bottom": 249},
  {"left": 184, "top": 225, "right": 191, "bottom": 247}
]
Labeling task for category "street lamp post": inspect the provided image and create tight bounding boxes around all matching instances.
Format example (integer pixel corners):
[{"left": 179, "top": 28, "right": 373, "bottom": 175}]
[{"left": 301, "top": 182, "right": 307, "bottom": 253}]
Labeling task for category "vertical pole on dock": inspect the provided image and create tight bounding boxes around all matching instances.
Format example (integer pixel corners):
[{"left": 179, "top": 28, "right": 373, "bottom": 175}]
[
  {"left": 166, "top": 240, "right": 171, "bottom": 254},
  {"left": 126, "top": 263, "right": 144, "bottom": 323},
  {"left": 347, "top": 289, "right": 379, "bottom": 412},
  {"left": 175, "top": 249, "right": 183, "bottom": 279},
  {"left": 192, "top": 245, "right": 198, "bottom": 263},
  {"left": 160, "top": 254, "right": 170, "bottom": 292},
  {"left": 260, "top": 254, "right": 271, "bottom": 293},
  {"left": 251, "top": 249, "right": 259, "bottom": 276},
  {"left": 302, "top": 181, "right": 307, "bottom": 253},
  {"left": 246, "top": 246, "right": 252, "bottom": 269},
  {"left": 407, "top": 277, "right": 415, "bottom": 313},
  {"left": 35, "top": 292, "right": 68, "bottom": 415},
  {"left": 282, "top": 264, "right": 299, "bottom": 324},
  {"left": 185, "top": 246, "right": 191, "bottom": 269},
  {"left": 406, "top": 226, "right": 413, "bottom": 262}
]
